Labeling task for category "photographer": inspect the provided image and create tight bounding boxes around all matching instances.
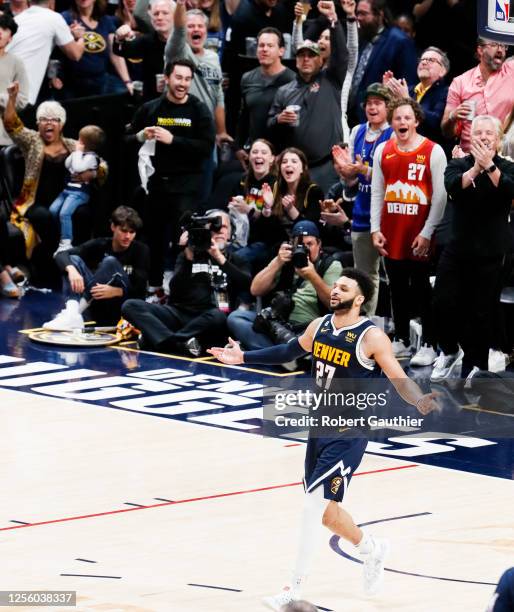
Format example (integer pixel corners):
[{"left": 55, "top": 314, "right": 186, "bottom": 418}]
[
  {"left": 121, "top": 210, "right": 251, "bottom": 356},
  {"left": 227, "top": 220, "right": 342, "bottom": 352}
]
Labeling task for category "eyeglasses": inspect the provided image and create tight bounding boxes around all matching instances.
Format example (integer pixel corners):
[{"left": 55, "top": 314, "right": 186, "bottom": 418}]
[
  {"left": 419, "top": 56, "right": 442, "bottom": 66},
  {"left": 38, "top": 117, "right": 61, "bottom": 123},
  {"left": 480, "top": 42, "right": 507, "bottom": 50}
]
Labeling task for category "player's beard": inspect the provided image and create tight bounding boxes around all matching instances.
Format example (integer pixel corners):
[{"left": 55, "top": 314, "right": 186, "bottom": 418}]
[{"left": 330, "top": 298, "right": 355, "bottom": 311}]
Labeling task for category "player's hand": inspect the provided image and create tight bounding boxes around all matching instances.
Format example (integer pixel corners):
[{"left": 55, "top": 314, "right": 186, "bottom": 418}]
[
  {"left": 411, "top": 234, "right": 430, "bottom": 258},
  {"left": 416, "top": 391, "right": 441, "bottom": 415},
  {"left": 90, "top": 283, "right": 122, "bottom": 300},
  {"left": 371, "top": 231, "right": 388, "bottom": 256},
  {"left": 67, "top": 266, "right": 84, "bottom": 294},
  {"left": 207, "top": 337, "right": 244, "bottom": 364},
  {"left": 153, "top": 126, "right": 173, "bottom": 144}
]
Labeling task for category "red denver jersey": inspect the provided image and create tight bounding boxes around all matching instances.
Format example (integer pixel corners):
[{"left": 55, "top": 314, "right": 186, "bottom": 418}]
[{"left": 380, "top": 138, "right": 435, "bottom": 260}]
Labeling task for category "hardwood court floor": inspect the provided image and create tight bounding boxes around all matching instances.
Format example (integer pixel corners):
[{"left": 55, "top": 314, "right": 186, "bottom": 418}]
[{"left": 0, "top": 387, "right": 511, "bottom": 612}]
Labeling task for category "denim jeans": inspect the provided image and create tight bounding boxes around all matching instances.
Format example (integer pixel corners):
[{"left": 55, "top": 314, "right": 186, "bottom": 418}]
[
  {"left": 49, "top": 189, "right": 90, "bottom": 241},
  {"left": 64, "top": 254, "right": 129, "bottom": 301},
  {"left": 227, "top": 309, "right": 274, "bottom": 350}
]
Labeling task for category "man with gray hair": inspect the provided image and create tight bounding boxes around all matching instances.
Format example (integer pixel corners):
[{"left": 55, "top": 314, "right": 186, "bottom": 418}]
[
  {"left": 432, "top": 114, "right": 514, "bottom": 381},
  {"left": 7, "top": 0, "right": 84, "bottom": 104},
  {"left": 114, "top": 0, "right": 175, "bottom": 100},
  {"left": 281, "top": 601, "right": 318, "bottom": 612}
]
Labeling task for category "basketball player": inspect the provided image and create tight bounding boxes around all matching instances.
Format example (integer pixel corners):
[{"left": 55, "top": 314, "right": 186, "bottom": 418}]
[{"left": 208, "top": 268, "right": 439, "bottom": 610}]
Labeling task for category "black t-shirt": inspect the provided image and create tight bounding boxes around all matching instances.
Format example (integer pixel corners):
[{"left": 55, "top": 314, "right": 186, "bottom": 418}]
[
  {"left": 130, "top": 94, "right": 216, "bottom": 193},
  {"left": 55, "top": 237, "right": 150, "bottom": 298}
]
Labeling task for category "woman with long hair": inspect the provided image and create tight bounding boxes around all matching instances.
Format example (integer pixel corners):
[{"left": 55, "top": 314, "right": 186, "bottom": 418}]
[
  {"left": 228, "top": 138, "right": 277, "bottom": 266},
  {"left": 60, "top": 0, "right": 132, "bottom": 97}
]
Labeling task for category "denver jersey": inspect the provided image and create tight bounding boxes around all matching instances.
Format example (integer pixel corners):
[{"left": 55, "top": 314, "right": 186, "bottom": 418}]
[
  {"left": 380, "top": 137, "right": 435, "bottom": 260},
  {"left": 311, "top": 315, "right": 379, "bottom": 389}
]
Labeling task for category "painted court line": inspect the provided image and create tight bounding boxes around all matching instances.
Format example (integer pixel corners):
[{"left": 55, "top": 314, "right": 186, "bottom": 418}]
[{"left": 0, "top": 465, "right": 417, "bottom": 533}]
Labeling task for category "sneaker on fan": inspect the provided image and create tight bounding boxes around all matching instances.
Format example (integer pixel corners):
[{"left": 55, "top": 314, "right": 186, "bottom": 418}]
[
  {"left": 488, "top": 349, "right": 508, "bottom": 373},
  {"left": 54, "top": 238, "right": 72, "bottom": 256},
  {"left": 430, "top": 348, "right": 464, "bottom": 381},
  {"left": 410, "top": 344, "right": 438, "bottom": 367},
  {"left": 362, "top": 537, "right": 390, "bottom": 596},
  {"left": 391, "top": 339, "right": 411, "bottom": 358},
  {"left": 43, "top": 299, "right": 84, "bottom": 331},
  {"left": 262, "top": 587, "right": 300, "bottom": 611},
  {"left": 145, "top": 287, "right": 166, "bottom": 304}
]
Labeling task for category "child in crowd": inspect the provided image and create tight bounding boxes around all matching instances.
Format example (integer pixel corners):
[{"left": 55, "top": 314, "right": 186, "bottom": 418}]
[{"left": 50, "top": 124, "right": 106, "bottom": 254}]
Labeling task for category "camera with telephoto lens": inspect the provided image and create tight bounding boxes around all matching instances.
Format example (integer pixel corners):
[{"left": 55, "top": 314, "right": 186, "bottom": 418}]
[
  {"left": 291, "top": 236, "right": 309, "bottom": 269},
  {"left": 185, "top": 213, "right": 223, "bottom": 252},
  {"left": 252, "top": 291, "right": 296, "bottom": 344}
]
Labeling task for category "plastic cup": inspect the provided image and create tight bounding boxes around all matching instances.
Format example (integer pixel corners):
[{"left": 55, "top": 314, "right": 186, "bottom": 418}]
[
  {"left": 155, "top": 73, "right": 165, "bottom": 93},
  {"left": 466, "top": 100, "right": 477, "bottom": 121},
  {"left": 286, "top": 104, "right": 301, "bottom": 126},
  {"left": 245, "top": 37, "right": 257, "bottom": 57}
]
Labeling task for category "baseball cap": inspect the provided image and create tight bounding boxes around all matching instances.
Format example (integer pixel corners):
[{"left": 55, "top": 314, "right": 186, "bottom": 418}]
[
  {"left": 291, "top": 220, "right": 320, "bottom": 238},
  {"left": 295, "top": 40, "right": 321, "bottom": 56},
  {"left": 364, "top": 82, "right": 390, "bottom": 102}
]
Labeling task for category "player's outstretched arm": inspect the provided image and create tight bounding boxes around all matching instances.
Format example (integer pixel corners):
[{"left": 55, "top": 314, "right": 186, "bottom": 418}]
[
  {"left": 363, "top": 328, "right": 440, "bottom": 415},
  {"left": 208, "top": 318, "right": 322, "bottom": 365}
]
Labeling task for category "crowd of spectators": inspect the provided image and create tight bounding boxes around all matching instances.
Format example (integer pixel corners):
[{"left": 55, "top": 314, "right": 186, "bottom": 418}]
[{"left": 0, "top": 0, "right": 513, "bottom": 381}]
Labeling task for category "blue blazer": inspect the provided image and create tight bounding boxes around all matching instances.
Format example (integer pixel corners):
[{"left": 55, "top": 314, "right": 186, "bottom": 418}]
[
  {"left": 356, "top": 26, "right": 418, "bottom": 120},
  {"left": 410, "top": 79, "right": 449, "bottom": 146}
]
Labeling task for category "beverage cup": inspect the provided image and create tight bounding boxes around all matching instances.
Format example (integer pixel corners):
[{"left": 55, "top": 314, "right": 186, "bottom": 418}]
[
  {"left": 466, "top": 99, "right": 477, "bottom": 121},
  {"left": 286, "top": 104, "right": 301, "bottom": 126},
  {"left": 245, "top": 36, "right": 257, "bottom": 57},
  {"left": 155, "top": 73, "right": 165, "bottom": 93}
]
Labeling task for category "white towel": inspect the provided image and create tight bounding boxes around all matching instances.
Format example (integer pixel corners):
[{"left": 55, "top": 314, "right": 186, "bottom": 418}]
[{"left": 138, "top": 139, "right": 156, "bottom": 193}]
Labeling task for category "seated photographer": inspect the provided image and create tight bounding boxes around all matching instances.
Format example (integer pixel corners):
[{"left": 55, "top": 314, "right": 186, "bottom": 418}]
[
  {"left": 121, "top": 210, "right": 251, "bottom": 356},
  {"left": 44, "top": 207, "right": 149, "bottom": 329},
  {"left": 227, "top": 220, "right": 342, "bottom": 351}
]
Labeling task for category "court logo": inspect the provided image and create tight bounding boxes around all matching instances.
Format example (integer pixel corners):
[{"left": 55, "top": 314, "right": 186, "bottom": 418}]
[{"left": 330, "top": 476, "right": 343, "bottom": 495}]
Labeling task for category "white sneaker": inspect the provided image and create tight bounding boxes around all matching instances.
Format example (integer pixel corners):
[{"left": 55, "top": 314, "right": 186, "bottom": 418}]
[
  {"left": 54, "top": 238, "right": 72, "bottom": 256},
  {"left": 362, "top": 538, "right": 390, "bottom": 596},
  {"left": 43, "top": 299, "right": 84, "bottom": 331},
  {"left": 262, "top": 587, "right": 299, "bottom": 610},
  {"left": 464, "top": 366, "right": 481, "bottom": 390},
  {"left": 410, "top": 344, "right": 438, "bottom": 367},
  {"left": 391, "top": 339, "right": 411, "bottom": 358},
  {"left": 488, "top": 349, "right": 508, "bottom": 373},
  {"left": 430, "top": 348, "right": 464, "bottom": 381}
]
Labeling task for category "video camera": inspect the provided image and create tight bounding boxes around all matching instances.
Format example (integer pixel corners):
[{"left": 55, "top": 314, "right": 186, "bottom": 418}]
[{"left": 183, "top": 213, "right": 223, "bottom": 252}]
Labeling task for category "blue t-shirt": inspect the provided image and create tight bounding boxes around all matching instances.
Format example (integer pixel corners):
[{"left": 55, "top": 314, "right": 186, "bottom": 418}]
[
  {"left": 351, "top": 123, "right": 393, "bottom": 233},
  {"left": 61, "top": 11, "right": 116, "bottom": 78}
]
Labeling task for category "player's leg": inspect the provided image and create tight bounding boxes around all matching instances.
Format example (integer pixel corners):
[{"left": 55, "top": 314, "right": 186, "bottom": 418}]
[
  {"left": 263, "top": 487, "right": 328, "bottom": 611},
  {"left": 322, "top": 500, "right": 390, "bottom": 596}
]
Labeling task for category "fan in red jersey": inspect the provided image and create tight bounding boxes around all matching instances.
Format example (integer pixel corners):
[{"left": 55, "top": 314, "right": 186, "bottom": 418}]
[{"left": 370, "top": 97, "right": 447, "bottom": 367}]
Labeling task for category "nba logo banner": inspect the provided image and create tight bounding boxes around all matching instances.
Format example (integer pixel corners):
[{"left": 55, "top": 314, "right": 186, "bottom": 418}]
[{"left": 479, "top": 0, "right": 514, "bottom": 43}]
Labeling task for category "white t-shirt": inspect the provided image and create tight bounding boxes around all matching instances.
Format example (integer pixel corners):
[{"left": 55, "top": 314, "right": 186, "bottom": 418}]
[{"left": 7, "top": 6, "right": 74, "bottom": 104}]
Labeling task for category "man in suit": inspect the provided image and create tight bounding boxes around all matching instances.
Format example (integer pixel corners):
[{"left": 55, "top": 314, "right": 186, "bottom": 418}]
[{"left": 349, "top": 0, "right": 417, "bottom": 122}]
